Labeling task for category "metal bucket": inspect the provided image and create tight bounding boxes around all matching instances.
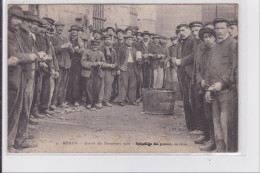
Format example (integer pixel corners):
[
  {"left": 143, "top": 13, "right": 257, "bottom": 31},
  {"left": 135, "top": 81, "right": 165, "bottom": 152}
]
[{"left": 142, "top": 88, "right": 175, "bottom": 115}]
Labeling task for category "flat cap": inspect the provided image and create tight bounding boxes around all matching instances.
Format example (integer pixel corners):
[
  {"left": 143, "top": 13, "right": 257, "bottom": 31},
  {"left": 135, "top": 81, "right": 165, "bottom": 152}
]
[
  {"left": 78, "top": 26, "right": 84, "bottom": 32},
  {"left": 93, "top": 30, "right": 102, "bottom": 35},
  {"left": 152, "top": 34, "right": 161, "bottom": 39},
  {"left": 68, "top": 25, "right": 79, "bottom": 32},
  {"left": 176, "top": 24, "right": 189, "bottom": 29},
  {"left": 123, "top": 35, "right": 134, "bottom": 39},
  {"left": 141, "top": 31, "right": 151, "bottom": 37},
  {"left": 55, "top": 21, "right": 65, "bottom": 26},
  {"left": 102, "top": 34, "right": 111, "bottom": 39},
  {"left": 189, "top": 21, "right": 203, "bottom": 28},
  {"left": 213, "top": 17, "right": 230, "bottom": 26},
  {"left": 199, "top": 27, "right": 216, "bottom": 41}
]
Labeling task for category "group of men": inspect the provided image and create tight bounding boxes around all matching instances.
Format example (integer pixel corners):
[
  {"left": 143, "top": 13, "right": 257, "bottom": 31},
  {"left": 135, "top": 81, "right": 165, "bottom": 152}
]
[{"left": 8, "top": 5, "right": 238, "bottom": 153}]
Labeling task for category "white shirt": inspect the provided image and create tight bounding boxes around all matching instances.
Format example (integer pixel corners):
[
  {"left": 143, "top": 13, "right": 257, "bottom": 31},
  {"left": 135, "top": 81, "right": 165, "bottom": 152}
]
[{"left": 127, "top": 47, "right": 134, "bottom": 63}]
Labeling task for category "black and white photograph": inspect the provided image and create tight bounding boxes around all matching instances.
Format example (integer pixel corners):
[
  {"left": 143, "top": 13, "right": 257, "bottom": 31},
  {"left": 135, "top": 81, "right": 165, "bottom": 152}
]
[{"left": 5, "top": 3, "right": 240, "bottom": 154}]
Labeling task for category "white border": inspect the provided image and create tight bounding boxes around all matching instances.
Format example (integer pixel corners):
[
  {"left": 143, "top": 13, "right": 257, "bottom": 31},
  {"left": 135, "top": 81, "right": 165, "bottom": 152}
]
[{"left": 2, "top": 0, "right": 259, "bottom": 172}]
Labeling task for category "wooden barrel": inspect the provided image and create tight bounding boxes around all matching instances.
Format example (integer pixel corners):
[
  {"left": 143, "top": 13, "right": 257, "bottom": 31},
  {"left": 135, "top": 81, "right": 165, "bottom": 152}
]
[{"left": 142, "top": 88, "right": 175, "bottom": 115}]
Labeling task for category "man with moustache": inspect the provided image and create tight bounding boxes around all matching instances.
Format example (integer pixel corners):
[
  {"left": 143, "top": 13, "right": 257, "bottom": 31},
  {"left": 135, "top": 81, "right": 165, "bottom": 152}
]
[
  {"left": 204, "top": 18, "right": 237, "bottom": 152},
  {"left": 50, "top": 21, "right": 73, "bottom": 109},
  {"left": 174, "top": 24, "right": 197, "bottom": 131},
  {"left": 66, "top": 25, "right": 84, "bottom": 107},
  {"left": 117, "top": 35, "right": 139, "bottom": 106},
  {"left": 135, "top": 31, "right": 154, "bottom": 101},
  {"left": 97, "top": 34, "right": 118, "bottom": 108},
  {"left": 8, "top": 6, "right": 40, "bottom": 150}
]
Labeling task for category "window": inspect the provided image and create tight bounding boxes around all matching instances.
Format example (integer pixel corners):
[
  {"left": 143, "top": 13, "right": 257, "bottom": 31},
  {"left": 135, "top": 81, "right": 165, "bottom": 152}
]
[{"left": 93, "top": 4, "right": 105, "bottom": 30}]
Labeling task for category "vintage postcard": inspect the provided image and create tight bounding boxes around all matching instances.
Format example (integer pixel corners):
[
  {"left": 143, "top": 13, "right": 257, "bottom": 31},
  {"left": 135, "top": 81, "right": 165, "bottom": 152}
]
[{"left": 6, "top": 3, "right": 238, "bottom": 154}]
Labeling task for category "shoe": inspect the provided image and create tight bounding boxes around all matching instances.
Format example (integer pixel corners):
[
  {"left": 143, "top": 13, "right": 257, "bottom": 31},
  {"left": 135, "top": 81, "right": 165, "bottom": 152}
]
[
  {"left": 136, "top": 98, "right": 141, "bottom": 103},
  {"left": 90, "top": 107, "right": 96, "bottom": 111},
  {"left": 29, "top": 118, "right": 39, "bottom": 125},
  {"left": 28, "top": 124, "right": 38, "bottom": 131},
  {"left": 95, "top": 103, "right": 103, "bottom": 109},
  {"left": 27, "top": 134, "right": 35, "bottom": 139},
  {"left": 49, "top": 105, "right": 57, "bottom": 110},
  {"left": 216, "top": 139, "right": 226, "bottom": 152},
  {"left": 14, "top": 139, "right": 38, "bottom": 150},
  {"left": 75, "top": 102, "right": 80, "bottom": 107},
  {"left": 200, "top": 141, "right": 216, "bottom": 151},
  {"left": 129, "top": 102, "right": 137, "bottom": 105},
  {"left": 42, "top": 110, "right": 54, "bottom": 115},
  {"left": 60, "top": 102, "right": 69, "bottom": 108},
  {"left": 33, "top": 113, "right": 45, "bottom": 119},
  {"left": 194, "top": 135, "right": 205, "bottom": 144},
  {"left": 189, "top": 130, "right": 204, "bottom": 135},
  {"left": 104, "top": 101, "right": 113, "bottom": 107},
  {"left": 86, "top": 104, "right": 91, "bottom": 109},
  {"left": 118, "top": 102, "right": 125, "bottom": 106}
]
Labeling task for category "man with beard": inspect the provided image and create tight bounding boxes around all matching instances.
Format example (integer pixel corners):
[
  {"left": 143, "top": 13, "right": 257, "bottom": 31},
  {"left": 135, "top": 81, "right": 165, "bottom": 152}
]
[
  {"left": 117, "top": 35, "right": 139, "bottom": 106},
  {"left": 204, "top": 18, "right": 237, "bottom": 152},
  {"left": 111, "top": 29, "right": 125, "bottom": 102},
  {"left": 135, "top": 31, "right": 154, "bottom": 101},
  {"left": 97, "top": 34, "right": 118, "bottom": 108},
  {"left": 81, "top": 40, "right": 107, "bottom": 111},
  {"left": 50, "top": 21, "right": 73, "bottom": 109},
  {"left": 173, "top": 24, "right": 197, "bottom": 131},
  {"left": 8, "top": 6, "right": 41, "bottom": 150},
  {"left": 195, "top": 27, "right": 217, "bottom": 151},
  {"left": 66, "top": 25, "right": 84, "bottom": 107}
]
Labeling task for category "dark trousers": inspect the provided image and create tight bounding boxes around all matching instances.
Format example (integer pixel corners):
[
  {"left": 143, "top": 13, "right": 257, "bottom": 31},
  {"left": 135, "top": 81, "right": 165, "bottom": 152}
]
[
  {"left": 84, "top": 69, "right": 102, "bottom": 106},
  {"left": 51, "top": 67, "right": 69, "bottom": 106},
  {"left": 40, "top": 74, "right": 54, "bottom": 111},
  {"left": 99, "top": 69, "right": 114, "bottom": 102},
  {"left": 136, "top": 64, "right": 143, "bottom": 99},
  {"left": 142, "top": 62, "right": 153, "bottom": 88},
  {"left": 8, "top": 75, "right": 24, "bottom": 147},
  {"left": 31, "top": 70, "right": 43, "bottom": 115},
  {"left": 177, "top": 68, "right": 196, "bottom": 131},
  {"left": 204, "top": 101, "right": 215, "bottom": 142},
  {"left": 14, "top": 70, "right": 35, "bottom": 146},
  {"left": 111, "top": 76, "right": 119, "bottom": 100},
  {"left": 118, "top": 63, "right": 136, "bottom": 103},
  {"left": 66, "top": 60, "right": 83, "bottom": 104}
]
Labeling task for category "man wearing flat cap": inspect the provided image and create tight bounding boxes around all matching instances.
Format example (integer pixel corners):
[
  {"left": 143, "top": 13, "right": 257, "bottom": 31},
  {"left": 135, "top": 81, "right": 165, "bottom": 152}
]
[
  {"left": 117, "top": 35, "right": 139, "bottom": 106},
  {"left": 8, "top": 5, "right": 41, "bottom": 150},
  {"left": 87, "top": 29, "right": 103, "bottom": 50},
  {"left": 204, "top": 17, "right": 238, "bottom": 152},
  {"left": 50, "top": 21, "right": 73, "bottom": 109},
  {"left": 174, "top": 23, "right": 197, "bottom": 131},
  {"left": 194, "top": 27, "right": 218, "bottom": 151},
  {"left": 135, "top": 31, "right": 154, "bottom": 101},
  {"left": 125, "top": 26, "right": 134, "bottom": 36},
  {"left": 81, "top": 40, "right": 108, "bottom": 111},
  {"left": 66, "top": 25, "right": 85, "bottom": 107},
  {"left": 97, "top": 34, "right": 118, "bottom": 108}
]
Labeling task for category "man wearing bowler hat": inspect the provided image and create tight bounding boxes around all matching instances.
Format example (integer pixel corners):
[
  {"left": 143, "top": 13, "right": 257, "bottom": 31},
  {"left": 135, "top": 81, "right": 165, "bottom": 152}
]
[
  {"left": 204, "top": 17, "right": 238, "bottom": 152},
  {"left": 50, "top": 21, "right": 73, "bottom": 109},
  {"left": 117, "top": 35, "right": 139, "bottom": 106}
]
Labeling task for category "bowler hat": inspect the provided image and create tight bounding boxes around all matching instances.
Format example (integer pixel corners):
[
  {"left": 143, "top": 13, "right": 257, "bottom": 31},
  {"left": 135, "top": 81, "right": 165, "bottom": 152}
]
[
  {"left": 23, "top": 11, "right": 42, "bottom": 25},
  {"left": 54, "top": 21, "right": 65, "bottom": 27},
  {"left": 68, "top": 25, "right": 79, "bottom": 32},
  {"left": 213, "top": 17, "right": 230, "bottom": 26},
  {"left": 124, "top": 26, "right": 133, "bottom": 33},
  {"left": 189, "top": 21, "right": 203, "bottom": 28},
  {"left": 199, "top": 27, "right": 216, "bottom": 41},
  {"left": 116, "top": 29, "right": 124, "bottom": 34},
  {"left": 141, "top": 31, "right": 151, "bottom": 37},
  {"left": 102, "top": 34, "right": 111, "bottom": 39},
  {"left": 106, "top": 27, "right": 115, "bottom": 32},
  {"left": 8, "top": 6, "right": 25, "bottom": 19}
]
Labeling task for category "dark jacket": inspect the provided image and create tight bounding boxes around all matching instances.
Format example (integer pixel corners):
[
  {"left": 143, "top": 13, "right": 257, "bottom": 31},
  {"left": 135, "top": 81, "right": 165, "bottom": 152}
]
[
  {"left": 101, "top": 46, "right": 118, "bottom": 76},
  {"left": 177, "top": 34, "right": 197, "bottom": 78},
  {"left": 50, "top": 33, "right": 71, "bottom": 69},
  {"left": 117, "top": 45, "right": 138, "bottom": 74}
]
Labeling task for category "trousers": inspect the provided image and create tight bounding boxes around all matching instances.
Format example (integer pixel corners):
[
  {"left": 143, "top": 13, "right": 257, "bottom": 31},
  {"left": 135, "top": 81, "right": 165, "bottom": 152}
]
[
  {"left": 99, "top": 69, "right": 114, "bottom": 102},
  {"left": 153, "top": 67, "right": 164, "bottom": 88},
  {"left": 136, "top": 64, "right": 143, "bottom": 99}
]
